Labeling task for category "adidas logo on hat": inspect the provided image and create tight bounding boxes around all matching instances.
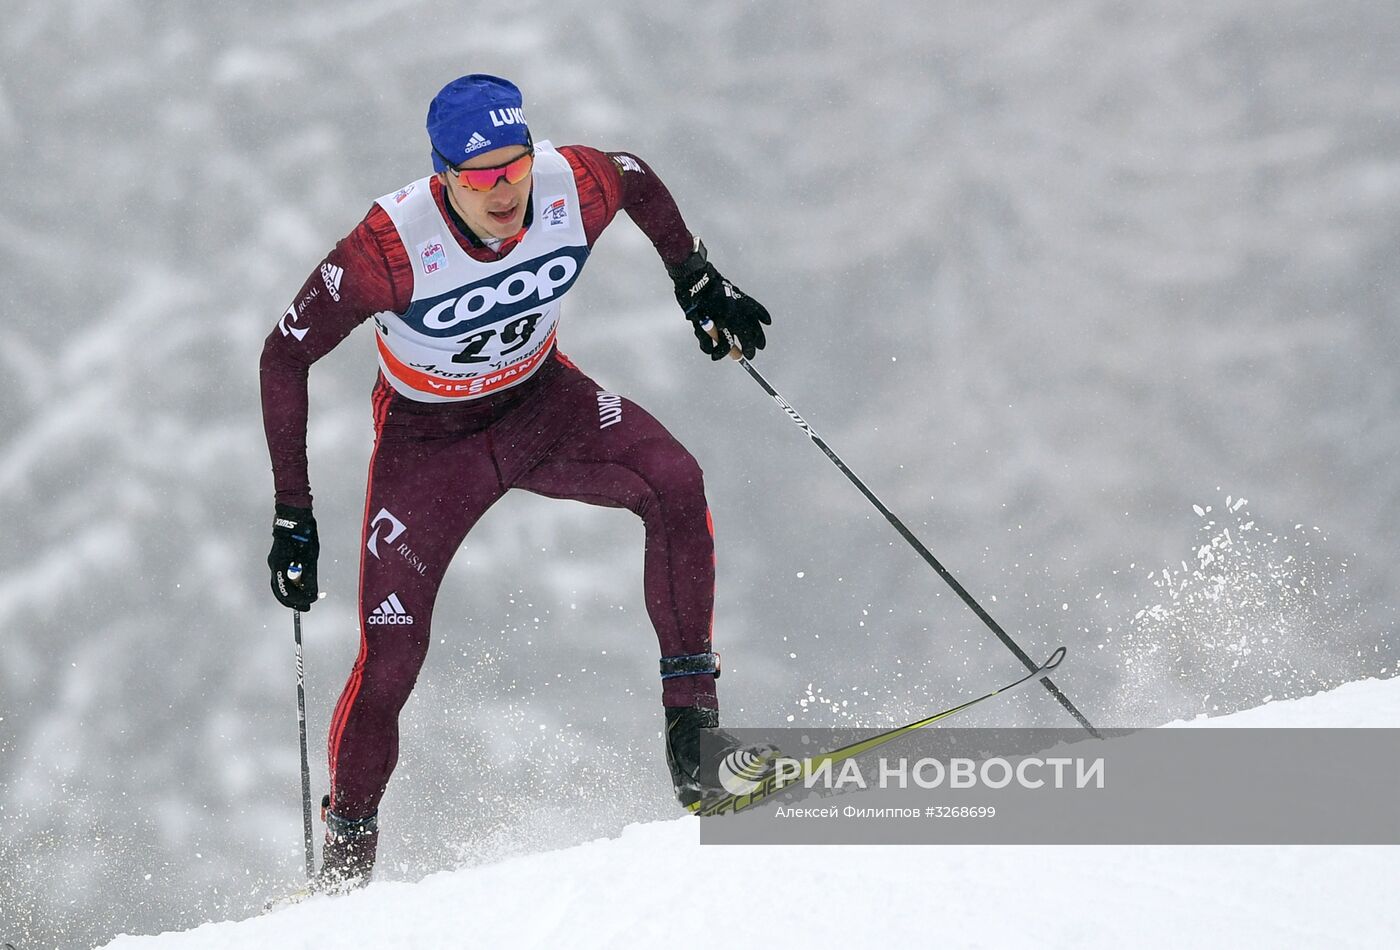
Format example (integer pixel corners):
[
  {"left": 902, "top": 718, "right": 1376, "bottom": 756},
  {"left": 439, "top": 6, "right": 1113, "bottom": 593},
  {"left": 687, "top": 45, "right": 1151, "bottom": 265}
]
[
  {"left": 462, "top": 132, "right": 491, "bottom": 154},
  {"left": 367, "top": 592, "right": 415, "bottom": 625}
]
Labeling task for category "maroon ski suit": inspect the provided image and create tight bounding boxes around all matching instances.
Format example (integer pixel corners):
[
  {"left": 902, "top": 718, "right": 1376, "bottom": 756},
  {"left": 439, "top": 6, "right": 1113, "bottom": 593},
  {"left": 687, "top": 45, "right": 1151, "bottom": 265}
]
[{"left": 260, "top": 146, "right": 718, "bottom": 820}]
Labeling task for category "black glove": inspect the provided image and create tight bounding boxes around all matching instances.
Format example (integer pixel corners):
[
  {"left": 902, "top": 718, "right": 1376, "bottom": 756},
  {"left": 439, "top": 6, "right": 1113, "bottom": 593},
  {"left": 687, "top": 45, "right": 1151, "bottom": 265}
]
[
  {"left": 668, "top": 238, "right": 772, "bottom": 361},
  {"left": 268, "top": 503, "right": 319, "bottom": 611},
  {"left": 664, "top": 706, "right": 781, "bottom": 808}
]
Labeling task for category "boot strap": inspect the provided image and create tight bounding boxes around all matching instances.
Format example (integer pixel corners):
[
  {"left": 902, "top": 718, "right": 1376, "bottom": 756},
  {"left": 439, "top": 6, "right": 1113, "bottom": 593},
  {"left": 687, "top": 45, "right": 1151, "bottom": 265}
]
[
  {"left": 660, "top": 652, "right": 721, "bottom": 679},
  {"left": 326, "top": 808, "right": 379, "bottom": 838}
]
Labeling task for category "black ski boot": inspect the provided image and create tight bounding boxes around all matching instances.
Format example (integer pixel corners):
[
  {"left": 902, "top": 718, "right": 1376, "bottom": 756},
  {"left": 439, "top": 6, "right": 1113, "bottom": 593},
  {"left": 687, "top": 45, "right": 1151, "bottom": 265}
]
[
  {"left": 664, "top": 706, "right": 780, "bottom": 808},
  {"left": 315, "top": 796, "right": 379, "bottom": 893}
]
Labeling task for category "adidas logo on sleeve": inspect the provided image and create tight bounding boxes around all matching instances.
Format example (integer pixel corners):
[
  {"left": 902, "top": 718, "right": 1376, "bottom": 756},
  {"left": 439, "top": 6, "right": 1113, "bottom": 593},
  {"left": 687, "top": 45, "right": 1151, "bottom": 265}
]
[
  {"left": 320, "top": 262, "right": 344, "bottom": 301},
  {"left": 367, "top": 592, "right": 415, "bottom": 625}
]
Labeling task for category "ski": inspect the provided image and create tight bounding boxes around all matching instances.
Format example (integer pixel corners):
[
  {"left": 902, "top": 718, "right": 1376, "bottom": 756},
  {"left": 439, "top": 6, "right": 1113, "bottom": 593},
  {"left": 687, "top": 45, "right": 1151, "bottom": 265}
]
[
  {"left": 688, "top": 646, "right": 1068, "bottom": 816},
  {"left": 264, "top": 887, "right": 314, "bottom": 913}
]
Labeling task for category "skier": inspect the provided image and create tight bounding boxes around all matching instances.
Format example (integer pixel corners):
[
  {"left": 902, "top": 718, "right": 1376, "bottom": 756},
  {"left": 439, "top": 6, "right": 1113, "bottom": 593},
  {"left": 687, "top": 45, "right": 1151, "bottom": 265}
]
[{"left": 261, "top": 74, "right": 772, "bottom": 890}]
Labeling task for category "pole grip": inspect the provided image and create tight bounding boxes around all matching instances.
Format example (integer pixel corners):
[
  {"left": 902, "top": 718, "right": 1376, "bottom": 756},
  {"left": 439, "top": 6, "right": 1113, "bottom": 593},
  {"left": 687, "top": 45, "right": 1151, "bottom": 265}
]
[{"left": 699, "top": 319, "right": 743, "bottom": 361}]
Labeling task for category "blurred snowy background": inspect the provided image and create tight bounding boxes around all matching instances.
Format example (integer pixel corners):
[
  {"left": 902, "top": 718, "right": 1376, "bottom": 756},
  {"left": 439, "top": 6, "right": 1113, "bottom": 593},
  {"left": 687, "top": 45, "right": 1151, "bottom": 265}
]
[{"left": 2, "top": 1, "right": 1398, "bottom": 947}]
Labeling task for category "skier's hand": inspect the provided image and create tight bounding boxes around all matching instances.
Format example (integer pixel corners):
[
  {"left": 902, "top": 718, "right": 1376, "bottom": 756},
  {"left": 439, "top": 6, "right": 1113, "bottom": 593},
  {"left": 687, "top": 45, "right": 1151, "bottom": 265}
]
[
  {"left": 668, "top": 238, "right": 771, "bottom": 361},
  {"left": 268, "top": 503, "right": 319, "bottom": 610}
]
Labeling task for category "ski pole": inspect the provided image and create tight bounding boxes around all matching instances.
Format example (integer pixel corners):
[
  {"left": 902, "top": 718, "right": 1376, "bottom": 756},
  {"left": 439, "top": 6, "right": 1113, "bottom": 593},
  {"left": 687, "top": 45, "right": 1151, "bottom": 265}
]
[
  {"left": 702, "top": 323, "right": 1101, "bottom": 738},
  {"left": 287, "top": 564, "right": 316, "bottom": 880}
]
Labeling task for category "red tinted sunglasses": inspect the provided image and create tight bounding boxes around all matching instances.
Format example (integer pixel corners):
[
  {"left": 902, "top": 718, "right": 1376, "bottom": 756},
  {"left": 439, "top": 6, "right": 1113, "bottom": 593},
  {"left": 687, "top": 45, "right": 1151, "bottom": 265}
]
[{"left": 442, "top": 148, "right": 535, "bottom": 192}]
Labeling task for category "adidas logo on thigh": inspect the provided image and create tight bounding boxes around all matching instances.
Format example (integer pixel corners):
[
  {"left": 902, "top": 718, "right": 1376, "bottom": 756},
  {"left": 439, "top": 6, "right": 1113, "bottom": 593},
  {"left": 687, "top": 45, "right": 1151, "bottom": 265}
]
[{"left": 367, "top": 592, "right": 415, "bottom": 625}]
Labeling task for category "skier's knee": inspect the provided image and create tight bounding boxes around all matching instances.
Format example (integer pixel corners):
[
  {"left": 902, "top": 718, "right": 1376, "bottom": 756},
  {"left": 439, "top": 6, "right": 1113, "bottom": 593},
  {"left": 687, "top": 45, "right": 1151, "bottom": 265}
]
[{"left": 644, "top": 442, "right": 706, "bottom": 508}]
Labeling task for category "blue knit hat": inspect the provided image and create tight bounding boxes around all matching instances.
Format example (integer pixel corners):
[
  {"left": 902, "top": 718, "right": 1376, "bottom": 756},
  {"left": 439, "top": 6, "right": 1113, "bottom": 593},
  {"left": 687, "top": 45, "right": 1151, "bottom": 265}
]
[{"left": 427, "top": 74, "right": 531, "bottom": 172}]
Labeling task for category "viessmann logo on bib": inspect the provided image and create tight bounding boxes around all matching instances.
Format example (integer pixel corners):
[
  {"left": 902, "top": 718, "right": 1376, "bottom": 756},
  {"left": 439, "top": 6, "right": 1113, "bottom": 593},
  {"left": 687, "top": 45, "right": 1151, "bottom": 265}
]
[{"left": 401, "top": 246, "right": 589, "bottom": 338}]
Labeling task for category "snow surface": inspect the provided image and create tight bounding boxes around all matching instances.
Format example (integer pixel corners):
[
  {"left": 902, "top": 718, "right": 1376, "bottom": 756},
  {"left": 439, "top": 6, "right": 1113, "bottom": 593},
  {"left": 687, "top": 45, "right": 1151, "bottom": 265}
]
[{"left": 103, "top": 677, "right": 1400, "bottom": 950}]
